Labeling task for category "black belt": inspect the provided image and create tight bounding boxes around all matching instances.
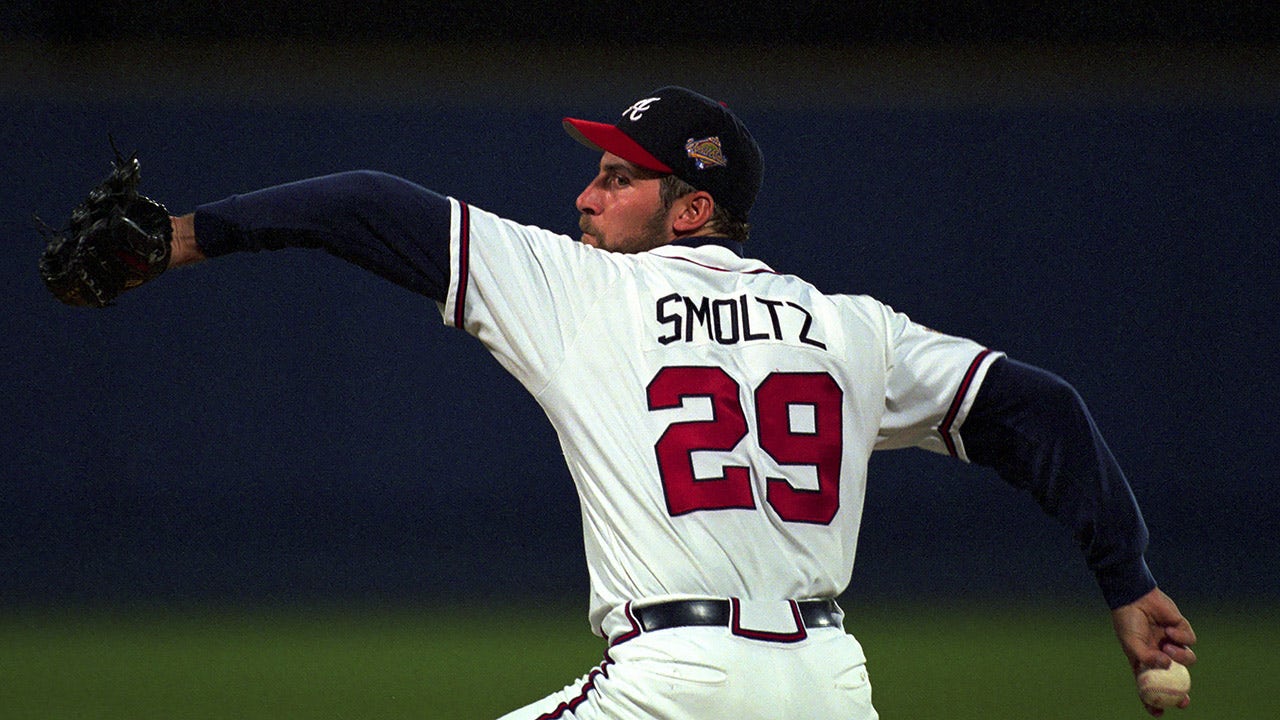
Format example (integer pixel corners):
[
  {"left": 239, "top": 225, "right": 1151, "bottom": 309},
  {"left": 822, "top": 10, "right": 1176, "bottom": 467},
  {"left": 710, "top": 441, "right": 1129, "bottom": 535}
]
[{"left": 632, "top": 598, "right": 841, "bottom": 633}]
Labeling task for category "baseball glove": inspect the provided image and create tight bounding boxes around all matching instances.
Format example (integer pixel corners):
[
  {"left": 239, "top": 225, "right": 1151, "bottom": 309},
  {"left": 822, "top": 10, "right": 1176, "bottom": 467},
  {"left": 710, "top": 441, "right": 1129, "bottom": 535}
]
[{"left": 38, "top": 146, "right": 172, "bottom": 307}]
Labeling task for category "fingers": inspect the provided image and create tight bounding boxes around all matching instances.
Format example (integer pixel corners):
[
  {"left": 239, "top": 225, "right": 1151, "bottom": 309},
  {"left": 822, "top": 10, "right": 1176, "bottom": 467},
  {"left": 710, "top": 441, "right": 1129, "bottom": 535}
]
[
  {"left": 1166, "top": 620, "right": 1198, "bottom": 649},
  {"left": 1116, "top": 588, "right": 1198, "bottom": 667},
  {"left": 1133, "top": 643, "right": 1171, "bottom": 671},
  {"left": 1139, "top": 640, "right": 1197, "bottom": 674},
  {"left": 1161, "top": 639, "right": 1197, "bottom": 667},
  {"left": 1159, "top": 611, "right": 1198, "bottom": 668}
]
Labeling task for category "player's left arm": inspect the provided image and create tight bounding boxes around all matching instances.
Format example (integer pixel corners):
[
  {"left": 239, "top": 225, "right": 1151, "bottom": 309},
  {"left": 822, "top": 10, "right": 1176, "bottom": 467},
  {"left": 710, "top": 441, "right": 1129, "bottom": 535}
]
[
  {"left": 169, "top": 213, "right": 205, "bottom": 267},
  {"left": 959, "top": 357, "right": 1197, "bottom": 712},
  {"left": 165, "top": 169, "right": 602, "bottom": 388},
  {"left": 170, "top": 170, "right": 454, "bottom": 301}
]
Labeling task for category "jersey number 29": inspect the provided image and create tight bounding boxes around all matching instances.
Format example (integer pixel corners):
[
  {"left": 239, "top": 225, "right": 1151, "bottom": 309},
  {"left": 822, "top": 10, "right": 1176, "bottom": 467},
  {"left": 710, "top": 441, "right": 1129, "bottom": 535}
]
[{"left": 647, "top": 366, "right": 842, "bottom": 525}]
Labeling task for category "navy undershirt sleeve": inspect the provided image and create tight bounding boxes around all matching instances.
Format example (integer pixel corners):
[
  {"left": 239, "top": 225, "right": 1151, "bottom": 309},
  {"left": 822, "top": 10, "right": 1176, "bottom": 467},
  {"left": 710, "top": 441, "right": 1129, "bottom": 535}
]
[
  {"left": 960, "top": 357, "right": 1157, "bottom": 608},
  {"left": 192, "top": 170, "right": 452, "bottom": 302}
]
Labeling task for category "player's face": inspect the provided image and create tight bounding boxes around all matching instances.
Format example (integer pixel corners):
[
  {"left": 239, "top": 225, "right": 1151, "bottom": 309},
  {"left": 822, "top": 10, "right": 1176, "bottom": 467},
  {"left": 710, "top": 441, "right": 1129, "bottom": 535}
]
[{"left": 576, "top": 153, "right": 673, "bottom": 253}]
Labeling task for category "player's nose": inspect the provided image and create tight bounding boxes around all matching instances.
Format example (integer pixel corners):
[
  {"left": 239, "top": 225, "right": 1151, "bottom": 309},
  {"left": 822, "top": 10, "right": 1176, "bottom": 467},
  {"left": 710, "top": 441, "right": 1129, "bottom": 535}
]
[{"left": 575, "top": 184, "right": 599, "bottom": 215}]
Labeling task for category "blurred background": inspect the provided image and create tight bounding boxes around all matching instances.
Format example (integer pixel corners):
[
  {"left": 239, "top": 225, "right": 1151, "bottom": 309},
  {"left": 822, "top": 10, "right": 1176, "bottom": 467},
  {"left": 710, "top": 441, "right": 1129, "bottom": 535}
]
[{"left": 1, "top": 2, "right": 1278, "bottom": 717}]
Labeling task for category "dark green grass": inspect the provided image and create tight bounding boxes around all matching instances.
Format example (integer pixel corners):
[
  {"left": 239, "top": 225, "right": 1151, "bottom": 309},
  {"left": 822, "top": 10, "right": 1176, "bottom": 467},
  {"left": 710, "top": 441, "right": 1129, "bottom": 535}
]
[{"left": 1, "top": 601, "right": 1274, "bottom": 719}]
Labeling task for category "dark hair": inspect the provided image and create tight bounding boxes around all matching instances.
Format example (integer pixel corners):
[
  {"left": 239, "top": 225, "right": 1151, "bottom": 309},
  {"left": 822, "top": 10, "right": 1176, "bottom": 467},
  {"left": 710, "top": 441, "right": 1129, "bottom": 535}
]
[{"left": 659, "top": 175, "right": 751, "bottom": 244}]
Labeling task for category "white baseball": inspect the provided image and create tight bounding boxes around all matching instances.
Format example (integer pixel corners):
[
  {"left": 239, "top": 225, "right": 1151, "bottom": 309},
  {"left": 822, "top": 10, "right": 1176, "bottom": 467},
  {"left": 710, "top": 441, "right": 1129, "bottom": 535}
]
[{"left": 1137, "top": 661, "right": 1191, "bottom": 709}]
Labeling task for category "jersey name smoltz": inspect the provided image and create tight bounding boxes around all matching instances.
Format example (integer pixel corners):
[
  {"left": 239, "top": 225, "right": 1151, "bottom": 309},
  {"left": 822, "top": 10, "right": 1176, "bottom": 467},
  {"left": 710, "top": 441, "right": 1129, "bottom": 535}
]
[{"left": 655, "top": 292, "right": 827, "bottom": 349}]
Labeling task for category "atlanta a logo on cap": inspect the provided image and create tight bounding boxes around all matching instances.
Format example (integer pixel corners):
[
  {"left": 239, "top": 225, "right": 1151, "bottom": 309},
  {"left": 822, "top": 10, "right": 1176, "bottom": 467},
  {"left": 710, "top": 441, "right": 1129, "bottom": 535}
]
[{"left": 623, "top": 97, "right": 661, "bottom": 121}]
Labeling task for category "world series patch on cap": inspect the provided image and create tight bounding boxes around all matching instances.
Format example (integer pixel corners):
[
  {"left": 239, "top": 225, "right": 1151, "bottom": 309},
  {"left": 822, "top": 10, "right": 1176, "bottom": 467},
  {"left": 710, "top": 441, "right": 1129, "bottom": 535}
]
[{"left": 563, "top": 86, "right": 764, "bottom": 218}]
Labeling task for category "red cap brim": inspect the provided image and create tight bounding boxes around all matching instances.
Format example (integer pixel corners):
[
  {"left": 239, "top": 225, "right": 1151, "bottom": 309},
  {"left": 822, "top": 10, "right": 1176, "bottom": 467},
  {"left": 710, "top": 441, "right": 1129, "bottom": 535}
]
[{"left": 563, "top": 118, "right": 673, "bottom": 173}]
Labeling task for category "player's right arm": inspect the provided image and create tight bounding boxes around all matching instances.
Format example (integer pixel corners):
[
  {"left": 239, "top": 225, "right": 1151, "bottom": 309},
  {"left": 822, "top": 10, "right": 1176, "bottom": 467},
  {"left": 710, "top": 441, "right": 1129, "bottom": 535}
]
[
  {"left": 959, "top": 357, "right": 1197, "bottom": 713},
  {"left": 869, "top": 304, "right": 1196, "bottom": 711}
]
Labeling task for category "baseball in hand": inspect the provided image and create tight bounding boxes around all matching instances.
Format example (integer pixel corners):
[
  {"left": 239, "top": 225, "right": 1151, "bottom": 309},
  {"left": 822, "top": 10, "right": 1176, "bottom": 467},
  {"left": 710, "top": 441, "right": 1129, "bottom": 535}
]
[{"left": 1137, "top": 661, "right": 1191, "bottom": 709}]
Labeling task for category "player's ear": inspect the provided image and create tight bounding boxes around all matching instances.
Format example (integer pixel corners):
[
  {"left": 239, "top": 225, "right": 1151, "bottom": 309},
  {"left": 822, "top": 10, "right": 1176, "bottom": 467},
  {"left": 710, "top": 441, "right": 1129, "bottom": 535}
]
[{"left": 672, "top": 191, "right": 716, "bottom": 235}]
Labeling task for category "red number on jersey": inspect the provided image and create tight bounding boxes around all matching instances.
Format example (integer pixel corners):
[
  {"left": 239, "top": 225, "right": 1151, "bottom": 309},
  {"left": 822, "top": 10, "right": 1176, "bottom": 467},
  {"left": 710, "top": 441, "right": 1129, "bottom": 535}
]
[
  {"left": 756, "top": 372, "right": 843, "bottom": 524},
  {"left": 647, "top": 367, "right": 843, "bottom": 524},
  {"left": 647, "top": 366, "right": 754, "bottom": 515}
]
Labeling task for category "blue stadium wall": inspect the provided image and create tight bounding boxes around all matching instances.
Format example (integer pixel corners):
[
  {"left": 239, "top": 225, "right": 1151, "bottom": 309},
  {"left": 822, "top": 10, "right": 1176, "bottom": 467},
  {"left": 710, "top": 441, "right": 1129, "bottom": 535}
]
[{"left": 2, "top": 20, "right": 1277, "bottom": 609}]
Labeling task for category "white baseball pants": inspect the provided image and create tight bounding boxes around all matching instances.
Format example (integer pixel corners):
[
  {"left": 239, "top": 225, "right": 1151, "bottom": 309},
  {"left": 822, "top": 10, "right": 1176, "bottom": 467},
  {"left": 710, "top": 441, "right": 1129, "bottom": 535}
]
[{"left": 496, "top": 625, "right": 877, "bottom": 720}]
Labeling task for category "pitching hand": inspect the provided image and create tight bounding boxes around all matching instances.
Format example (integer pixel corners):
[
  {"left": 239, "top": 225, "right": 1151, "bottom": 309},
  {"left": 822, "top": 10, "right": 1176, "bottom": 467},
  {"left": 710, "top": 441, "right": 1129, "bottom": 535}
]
[{"left": 1111, "top": 587, "right": 1198, "bottom": 716}]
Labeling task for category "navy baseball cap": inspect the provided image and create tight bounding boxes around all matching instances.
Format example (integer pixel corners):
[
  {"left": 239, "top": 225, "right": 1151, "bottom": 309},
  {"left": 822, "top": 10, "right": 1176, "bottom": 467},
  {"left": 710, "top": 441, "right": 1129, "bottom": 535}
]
[{"left": 563, "top": 86, "right": 763, "bottom": 218}]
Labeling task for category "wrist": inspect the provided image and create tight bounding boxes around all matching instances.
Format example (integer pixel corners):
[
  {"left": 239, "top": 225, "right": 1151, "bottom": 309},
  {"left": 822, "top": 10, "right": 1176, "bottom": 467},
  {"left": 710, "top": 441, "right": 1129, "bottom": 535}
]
[{"left": 168, "top": 213, "right": 206, "bottom": 267}]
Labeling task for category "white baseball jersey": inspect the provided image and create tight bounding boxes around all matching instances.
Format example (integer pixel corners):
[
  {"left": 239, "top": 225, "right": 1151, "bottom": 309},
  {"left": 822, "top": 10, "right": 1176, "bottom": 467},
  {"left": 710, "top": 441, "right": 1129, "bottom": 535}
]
[{"left": 439, "top": 199, "right": 1000, "bottom": 639}]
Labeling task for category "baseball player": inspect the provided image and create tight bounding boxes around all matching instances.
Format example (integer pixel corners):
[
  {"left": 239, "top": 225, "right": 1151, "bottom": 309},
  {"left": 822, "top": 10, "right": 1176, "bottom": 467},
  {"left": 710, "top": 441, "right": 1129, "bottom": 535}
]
[{"left": 43, "top": 86, "right": 1196, "bottom": 718}]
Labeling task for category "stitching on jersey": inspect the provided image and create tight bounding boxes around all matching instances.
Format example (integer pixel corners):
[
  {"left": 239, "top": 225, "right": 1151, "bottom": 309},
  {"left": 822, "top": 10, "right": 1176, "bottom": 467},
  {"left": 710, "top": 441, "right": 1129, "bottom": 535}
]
[{"left": 656, "top": 252, "right": 778, "bottom": 276}]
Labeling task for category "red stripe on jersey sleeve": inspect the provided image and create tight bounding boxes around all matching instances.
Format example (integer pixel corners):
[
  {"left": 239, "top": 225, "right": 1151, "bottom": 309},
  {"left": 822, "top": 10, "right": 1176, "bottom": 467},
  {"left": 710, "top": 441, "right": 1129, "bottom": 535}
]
[
  {"left": 938, "top": 348, "right": 995, "bottom": 457},
  {"left": 453, "top": 201, "right": 470, "bottom": 328}
]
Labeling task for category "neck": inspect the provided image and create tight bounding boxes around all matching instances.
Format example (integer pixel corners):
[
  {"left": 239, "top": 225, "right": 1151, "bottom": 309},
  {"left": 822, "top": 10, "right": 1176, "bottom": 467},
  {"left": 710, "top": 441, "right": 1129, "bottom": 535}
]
[{"left": 668, "top": 235, "right": 744, "bottom": 256}]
